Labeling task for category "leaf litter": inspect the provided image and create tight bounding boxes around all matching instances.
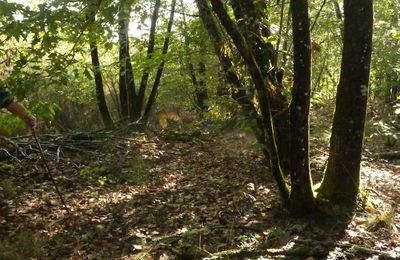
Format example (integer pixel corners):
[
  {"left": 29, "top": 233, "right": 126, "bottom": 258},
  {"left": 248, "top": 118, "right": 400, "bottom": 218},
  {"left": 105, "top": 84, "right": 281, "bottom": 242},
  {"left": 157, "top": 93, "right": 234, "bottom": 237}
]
[{"left": 0, "top": 127, "right": 399, "bottom": 259}]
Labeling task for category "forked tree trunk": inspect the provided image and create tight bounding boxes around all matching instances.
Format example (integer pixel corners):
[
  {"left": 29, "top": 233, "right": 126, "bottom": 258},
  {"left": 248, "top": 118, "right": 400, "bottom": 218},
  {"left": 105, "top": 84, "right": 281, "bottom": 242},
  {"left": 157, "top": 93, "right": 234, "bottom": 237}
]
[
  {"left": 137, "top": 0, "right": 161, "bottom": 116},
  {"left": 318, "top": 0, "right": 373, "bottom": 205},
  {"left": 209, "top": 0, "right": 290, "bottom": 206},
  {"left": 195, "top": 0, "right": 265, "bottom": 145},
  {"left": 118, "top": 0, "right": 138, "bottom": 121},
  {"left": 142, "top": 0, "right": 177, "bottom": 122},
  {"left": 230, "top": 0, "right": 291, "bottom": 170},
  {"left": 289, "top": 0, "right": 314, "bottom": 214}
]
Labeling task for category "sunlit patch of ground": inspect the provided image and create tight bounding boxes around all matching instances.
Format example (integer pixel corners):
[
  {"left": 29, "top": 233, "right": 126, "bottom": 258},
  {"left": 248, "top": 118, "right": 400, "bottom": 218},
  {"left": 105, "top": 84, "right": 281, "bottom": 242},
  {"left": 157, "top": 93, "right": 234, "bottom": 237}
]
[{"left": 0, "top": 127, "right": 399, "bottom": 259}]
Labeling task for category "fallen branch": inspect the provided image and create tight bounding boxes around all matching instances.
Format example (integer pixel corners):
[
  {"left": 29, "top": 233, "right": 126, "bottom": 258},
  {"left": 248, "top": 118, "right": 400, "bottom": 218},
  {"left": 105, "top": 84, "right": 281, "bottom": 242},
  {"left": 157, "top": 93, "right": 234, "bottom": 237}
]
[
  {"left": 373, "top": 151, "right": 400, "bottom": 160},
  {"left": 212, "top": 246, "right": 329, "bottom": 258},
  {"left": 0, "top": 136, "right": 28, "bottom": 158},
  {"left": 211, "top": 243, "right": 398, "bottom": 259}
]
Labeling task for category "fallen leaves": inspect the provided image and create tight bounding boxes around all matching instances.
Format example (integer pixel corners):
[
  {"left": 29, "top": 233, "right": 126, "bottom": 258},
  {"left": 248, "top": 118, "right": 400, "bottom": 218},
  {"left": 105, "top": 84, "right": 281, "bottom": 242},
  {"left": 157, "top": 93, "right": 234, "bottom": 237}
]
[{"left": 0, "top": 129, "right": 399, "bottom": 259}]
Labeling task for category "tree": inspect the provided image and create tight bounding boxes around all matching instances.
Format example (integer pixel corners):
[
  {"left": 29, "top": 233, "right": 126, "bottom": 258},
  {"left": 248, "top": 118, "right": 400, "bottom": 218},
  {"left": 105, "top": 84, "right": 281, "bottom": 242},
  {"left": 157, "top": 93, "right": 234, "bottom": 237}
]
[
  {"left": 88, "top": 0, "right": 113, "bottom": 128},
  {"left": 207, "top": 0, "right": 375, "bottom": 213},
  {"left": 209, "top": 0, "right": 290, "bottom": 206},
  {"left": 117, "top": 0, "right": 133, "bottom": 118},
  {"left": 195, "top": 0, "right": 265, "bottom": 145},
  {"left": 288, "top": 0, "right": 314, "bottom": 213},
  {"left": 136, "top": 0, "right": 162, "bottom": 117},
  {"left": 229, "top": 0, "right": 291, "bottom": 169},
  {"left": 180, "top": 0, "right": 208, "bottom": 114},
  {"left": 318, "top": 0, "right": 373, "bottom": 205},
  {"left": 142, "top": 0, "right": 177, "bottom": 122},
  {"left": 117, "top": 0, "right": 175, "bottom": 123}
]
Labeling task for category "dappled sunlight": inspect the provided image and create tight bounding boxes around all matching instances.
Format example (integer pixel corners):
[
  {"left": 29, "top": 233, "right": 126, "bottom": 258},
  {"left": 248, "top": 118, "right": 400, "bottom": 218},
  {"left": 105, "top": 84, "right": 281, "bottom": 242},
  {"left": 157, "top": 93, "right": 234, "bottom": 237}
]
[
  {"left": 1, "top": 126, "right": 399, "bottom": 258},
  {"left": 0, "top": 0, "right": 399, "bottom": 258}
]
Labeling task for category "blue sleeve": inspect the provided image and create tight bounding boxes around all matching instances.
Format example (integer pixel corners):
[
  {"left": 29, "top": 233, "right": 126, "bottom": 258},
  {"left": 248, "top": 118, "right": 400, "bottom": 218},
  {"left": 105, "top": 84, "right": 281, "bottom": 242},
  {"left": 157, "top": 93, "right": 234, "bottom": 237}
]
[{"left": 0, "top": 87, "right": 14, "bottom": 109}]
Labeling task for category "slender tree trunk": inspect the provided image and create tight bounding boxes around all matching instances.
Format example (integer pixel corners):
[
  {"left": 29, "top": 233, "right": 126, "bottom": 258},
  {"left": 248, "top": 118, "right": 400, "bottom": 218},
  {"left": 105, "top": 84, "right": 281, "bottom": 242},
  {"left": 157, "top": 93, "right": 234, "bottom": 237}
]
[
  {"left": 88, "top": 1, "right": 113, "bottom": 128},
  {"left": 310, "top": 0, "right": 328, "bottom": 32},
  {"left": 196, "top": 46, "right": 208, "bottom": 112},
  {"left": 333, "top": 0, "right": 343, "bottom": 21},
  {"left": 318, "top": 0, "right": 373, "bottom": 205},
  {"left": 137, "top": 0, "right": 161, "bottom": 116},
  {"left": 281, "top": 6, "right": 292, "bottom": 69},
  {"left": 89, "top": 43, "right": 113, "bottom": 129},
  {"left": 118, "top": 0, "right": 138, "bottom": 121},
  {"left": 118, "top": 0, "right": 131, "bottom": 118},
  {"left": 230, "top": 0, "right": 291, "bottom": 170},
  {"left": 181, "top": 0, "right": 208, "bottom": 114},
  {"left": 126, "top": 56, "right": 137, "bottom": 121},
  {"left": 289, "top": 0, "right": 314, "bottom": 214},
  {"left": 275, "top": 0, "right": 286, "bottom": 69},
  {"left": 195, "top": 0, "right": 265, "bottom": 144},
  {"left": 188, "top": 62, "right": 198, "bottom": 95},
  {"left": 142, "top": 0, "right": 176, "bottom": 122},
  {"left": 210, "top": 0, "right": 290, "bottom": 207}
]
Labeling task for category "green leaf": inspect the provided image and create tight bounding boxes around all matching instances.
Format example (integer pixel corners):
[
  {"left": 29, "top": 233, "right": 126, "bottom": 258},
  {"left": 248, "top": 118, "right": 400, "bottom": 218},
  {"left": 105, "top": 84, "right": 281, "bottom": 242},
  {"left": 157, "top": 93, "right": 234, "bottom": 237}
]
[{"left": 84, "top": 68, "right": 93, "bottom": 80}]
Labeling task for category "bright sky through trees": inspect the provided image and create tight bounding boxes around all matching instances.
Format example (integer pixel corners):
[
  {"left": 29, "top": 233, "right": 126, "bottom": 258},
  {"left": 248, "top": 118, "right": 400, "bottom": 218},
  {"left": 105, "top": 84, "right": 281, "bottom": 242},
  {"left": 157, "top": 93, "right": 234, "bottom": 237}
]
[{"left": 9, "top": 0, "right": 196, "bottom": 37}]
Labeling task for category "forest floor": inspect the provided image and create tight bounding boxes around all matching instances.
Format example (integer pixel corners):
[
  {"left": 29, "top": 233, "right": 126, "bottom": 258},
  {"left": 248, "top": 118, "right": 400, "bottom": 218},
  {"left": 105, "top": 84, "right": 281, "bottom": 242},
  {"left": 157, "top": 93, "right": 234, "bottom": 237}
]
[{"left": 0, "top": 118, "right": 399, "bottom": 259}]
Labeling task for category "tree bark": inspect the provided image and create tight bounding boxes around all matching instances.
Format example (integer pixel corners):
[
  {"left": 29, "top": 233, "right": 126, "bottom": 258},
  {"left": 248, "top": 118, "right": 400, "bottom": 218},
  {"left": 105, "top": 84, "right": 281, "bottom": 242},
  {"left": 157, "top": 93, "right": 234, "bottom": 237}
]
[
  {"left": 230, "top": 0, "right": 291, "bottom": 170},
  {"left": 181, "top": 0, "right": 208, "bottom": 114},
  {"left": 333, "top": 0, "right": 343, "bottom": 21},
  {"left": 118, "top": 0, "right": 129, "bottom": 117},
  {"left": 289, "top": 0, "right": 314, "bottom": 214},
  {"left": 195, "top": 0, "right": 265, "bottom": 144},
  {"left": 137, "top": 0, "right": 161, "bottom": 116},
  {"left": 318, "top": 0, "right": 373, "bottom": 205},
  {"left": 209, "top": 0, "right": 290, "bottom": 206},
  {"left": 88, "top": 0, "right": 113, "bottom": 128},
  {"left": 118, "top": 0, "right": 138, "bottom": 121},
  {"left": 142, "top": 0, "right": 176, "bottom": 122},
  {"left": 196, "top": 46, "right": 208, "bottom": 112}
]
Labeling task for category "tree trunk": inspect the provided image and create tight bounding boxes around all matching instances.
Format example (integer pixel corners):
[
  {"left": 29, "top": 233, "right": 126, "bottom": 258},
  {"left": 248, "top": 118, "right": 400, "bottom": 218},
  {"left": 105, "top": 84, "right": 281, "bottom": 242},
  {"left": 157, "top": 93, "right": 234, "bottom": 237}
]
[
  {"left": 195, "top": 0, "right": 265, "bottom": 144},
  {"left": 209, "top": 0, "right": 290, "bottom": 207},
  {"left": 137, "top": 0, "right": 161, "bottom": 116},
  {"left": 118, "top": 0, "right": 138, "bottom": 121},
  {"left": 88, "top": 1, "right": 113, "bottom": 128},
  {"left": 230, "top": 0, "right": 291, "bottom": 170},
  {"left": 118, "top": 0, "right": 131, "bottom": 118},
  {"left": 333, "top": 0, "right": 343, "bottom": 21},
  {"left": 196, "top": 47, "right": 208, "bottom": 112},
  {"left": 142, "top": 0, "right": 176, "bottom": 122},
  {"left": 181, "top": 0, "right": 208, "bottom": 114},
  {"left": 289, "top": 0, "right": 314, "bottom": 214},
  {"left": 318, "top": 0, "right": 373, "bottom": 205}
]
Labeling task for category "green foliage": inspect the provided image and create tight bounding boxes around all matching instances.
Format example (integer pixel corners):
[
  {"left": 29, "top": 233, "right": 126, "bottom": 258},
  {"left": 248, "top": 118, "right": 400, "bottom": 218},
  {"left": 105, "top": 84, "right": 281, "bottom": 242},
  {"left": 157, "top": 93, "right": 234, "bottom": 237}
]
[
  {"left": 120, "top": 155, "right": 152, "bottom": 185},
  {"left": 78, "top": 155, "right": 151, "bottom": 186},
  {"left": 371, "top": 121, "right": 399, "bottom": 146},
  {"left": 371, "top": 0, "right": 400, "bottom": 101},
  {"left": 0, "top": 176, "right": 20, "bottom": 199},
  {"left": 0, "top": 114, "right": 26, "bottom": 135},
  {"left": 79, "top": 165, "right": 109, "bottom": 186},
  {"left": 206, "top": 95, "right": 241, "bottom": 120},
  {"left": 31, "top": 101, "right": 61, "bottom": 122},
  {"left": 359, "top": 191, "right": 396, "bottom": 231},
  {"left": 0, "top": 229, "right": 44, "bottom": 260}
]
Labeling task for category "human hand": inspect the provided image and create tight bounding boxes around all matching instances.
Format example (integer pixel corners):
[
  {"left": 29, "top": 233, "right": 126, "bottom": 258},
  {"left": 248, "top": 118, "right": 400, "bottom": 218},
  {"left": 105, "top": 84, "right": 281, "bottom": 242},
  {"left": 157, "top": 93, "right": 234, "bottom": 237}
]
[{"left": 24, "top": 115, "right": 37, "bottom": 129}]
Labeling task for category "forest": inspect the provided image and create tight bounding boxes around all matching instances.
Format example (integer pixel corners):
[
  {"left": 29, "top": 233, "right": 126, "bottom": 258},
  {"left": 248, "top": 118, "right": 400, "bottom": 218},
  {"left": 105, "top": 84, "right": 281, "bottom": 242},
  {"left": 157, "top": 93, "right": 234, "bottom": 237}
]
[{"left": 0, "top": 0, "right": 399, "bottom": 258}]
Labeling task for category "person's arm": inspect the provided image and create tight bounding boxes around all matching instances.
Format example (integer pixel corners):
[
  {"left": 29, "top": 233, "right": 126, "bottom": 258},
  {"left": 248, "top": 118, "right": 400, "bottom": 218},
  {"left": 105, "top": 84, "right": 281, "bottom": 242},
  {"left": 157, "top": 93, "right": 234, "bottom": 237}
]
[{"left": 6, "top": 101, "right": 37, "bottom": 129}]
